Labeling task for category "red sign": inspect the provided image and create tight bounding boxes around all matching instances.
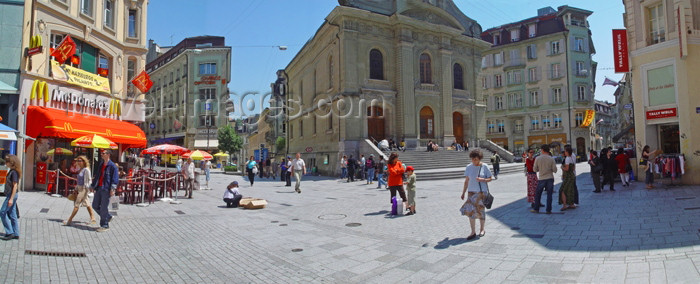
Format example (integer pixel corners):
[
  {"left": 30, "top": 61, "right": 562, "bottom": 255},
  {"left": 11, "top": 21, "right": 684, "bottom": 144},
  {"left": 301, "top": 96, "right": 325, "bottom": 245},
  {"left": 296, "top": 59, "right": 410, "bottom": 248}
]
[
  {"left": 36, "top": 162, "right": 47, "bottom": 184},
  {"left": 646, "top": 108, "right": 677, "bottom": 120},
  {"left": 194, "top": 75, "right": 223, "bottom": 85},
  {"left": 305, "top": 147, "right": 313, "bottom": 153},
  {"left": 131, "top": 70, "right": 154, "bottom": 94},
  {"left": 612, "top": 29, "right": 629, "bottom": 73},
  {"left": 47, "top": 169, "right": 56, "bottom": 184},
  {"left": 50, "top": 35, "right": 77, "bottom": 64}
]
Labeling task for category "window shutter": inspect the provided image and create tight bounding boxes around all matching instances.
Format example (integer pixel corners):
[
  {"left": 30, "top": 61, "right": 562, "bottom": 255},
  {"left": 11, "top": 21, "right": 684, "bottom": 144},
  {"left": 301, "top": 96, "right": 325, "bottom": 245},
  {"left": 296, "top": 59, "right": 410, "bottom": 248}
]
[
  {"left": 548, "top": 88, "right": 553, "bottom": 104},
  {"left": 584, "top": 38, "right": 589, "bottom": 53},
  {"left": 538, "top": 90, "right": 543, "bottom": 105},
  {"left": 559, "top": 39, "right": 565, "bottom": 52},
  {"left": 488, "top": 96, "right": 494, "bottom": 111},
  {"left": 570, "top": 35, "right": 575, "bottom": 51},
  {"left": 547, "top": 42, "right": 552, "bottom": 55},
  {"left": 562, "top": 88, "right": 568, "bottom": 102},
  {"left": 487, "top": 54, "right": 493, "bottom": 67},
  {"left": 536, "top": 66, "right": 542, "bottom": 81}
]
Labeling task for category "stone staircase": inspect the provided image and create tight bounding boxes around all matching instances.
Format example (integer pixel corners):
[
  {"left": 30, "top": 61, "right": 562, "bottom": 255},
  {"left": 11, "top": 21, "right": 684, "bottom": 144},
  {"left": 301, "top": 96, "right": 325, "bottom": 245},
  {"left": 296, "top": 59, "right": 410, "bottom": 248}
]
[{"left": 384, "top": 147, "right": 524, "bottom": 180}]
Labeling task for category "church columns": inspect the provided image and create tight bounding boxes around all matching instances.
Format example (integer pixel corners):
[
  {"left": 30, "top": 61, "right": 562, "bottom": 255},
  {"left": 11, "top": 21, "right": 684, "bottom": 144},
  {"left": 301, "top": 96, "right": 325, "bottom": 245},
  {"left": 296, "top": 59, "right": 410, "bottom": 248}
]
[
  {"left": 440, "top": 48, "right": 454, "bottom": 146},
  {"left": 398, "top": 40, "right": 417, "bottom": 147}
]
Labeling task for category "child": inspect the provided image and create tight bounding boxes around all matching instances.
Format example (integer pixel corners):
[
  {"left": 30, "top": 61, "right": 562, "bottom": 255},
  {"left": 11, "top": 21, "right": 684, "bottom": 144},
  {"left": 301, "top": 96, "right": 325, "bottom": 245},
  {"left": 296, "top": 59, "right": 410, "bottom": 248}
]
[
  {"left": 223, "top": 181, "right": 242, "bottom": 208},
  {"left": 404, "top": 166, "right": 417, "bottom": 215}
]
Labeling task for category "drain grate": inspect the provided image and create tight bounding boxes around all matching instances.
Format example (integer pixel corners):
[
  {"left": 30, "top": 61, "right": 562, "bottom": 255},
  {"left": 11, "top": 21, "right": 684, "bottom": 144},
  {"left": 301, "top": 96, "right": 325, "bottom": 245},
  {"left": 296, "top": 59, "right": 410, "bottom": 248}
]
[
  {"left": 345, "top": 223, "right": 361, "bottom": 227},
  {"left": 279, "top": 224, "right": 288, "bottom": 226},
  {"left": 512, "top": 234, "right": 544, "bottom": 239},
  {"left": 684, "top": 207, "right": 700, "bottom": 211},
  {"left": 675, "top": 197, "right": 696, "bottom": 200},
  {"left": 25, "top": 250, "right": 86, "bottom": 258},
  {"left": 291, "top": 248, "right": 303, "bottom": 252},
  {"left": 174, "top": 210, "right": 185, "bottom": 215},
  {"left": 271, "top": 221, "right": 279, "bottom": 223},
  {"left": 292, "top": 219, "right": 299, "bottom": 221},
  {"left": 40, "top": 208, "right": 49, "bottom": 213},
  {"left": 326, "top": 197, "right": 338, "bottom": 200},
  {"left": 280, "top": 203, "right": 292, "bottom": 207}
]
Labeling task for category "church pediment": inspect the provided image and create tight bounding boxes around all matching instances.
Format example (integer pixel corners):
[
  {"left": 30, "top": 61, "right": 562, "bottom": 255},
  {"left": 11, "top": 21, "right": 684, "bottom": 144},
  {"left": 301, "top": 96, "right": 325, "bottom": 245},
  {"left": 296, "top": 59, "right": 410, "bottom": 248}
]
[{"left": 400, "top": 9, "right": 461, "bottom": 30}]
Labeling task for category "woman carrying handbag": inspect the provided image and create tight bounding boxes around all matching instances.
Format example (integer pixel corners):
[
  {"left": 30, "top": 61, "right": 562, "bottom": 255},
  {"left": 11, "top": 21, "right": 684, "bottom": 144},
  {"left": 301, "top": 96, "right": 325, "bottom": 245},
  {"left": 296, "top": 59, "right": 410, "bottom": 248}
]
[
  {"left": 460, "top": 150, "right": 493, "bottom": 241},
  {"left": 63, "top": 156, "right": 96, "bottom": 226}
]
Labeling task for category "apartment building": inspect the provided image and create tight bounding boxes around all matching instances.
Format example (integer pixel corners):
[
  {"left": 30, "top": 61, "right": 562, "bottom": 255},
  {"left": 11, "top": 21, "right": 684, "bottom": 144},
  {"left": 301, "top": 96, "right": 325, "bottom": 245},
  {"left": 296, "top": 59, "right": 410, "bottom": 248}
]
[{"left": 480, "top": 6, "right": 597, "bottom": 158}]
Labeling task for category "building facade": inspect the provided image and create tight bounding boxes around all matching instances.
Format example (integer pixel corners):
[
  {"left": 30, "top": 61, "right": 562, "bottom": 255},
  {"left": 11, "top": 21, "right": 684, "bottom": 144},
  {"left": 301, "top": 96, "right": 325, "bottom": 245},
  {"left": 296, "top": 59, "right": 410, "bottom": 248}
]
[
  {"left": 285, "top": 0, "right": 489, "bottom": 176},
  {"left": 481, "top": 6, "right": 597, "bottom": 158},
  {"left": 623, "top": 0, "right": 700, "bottom": 184},
  {"left": 612, "top": 74, "right": 634, "bottom": 147},
  {"left": 594, "top": 100, "right": 616, "bottom": 149},
  {"left": 0, "top": 0, "right": 25, "bottom": 132},
  {"left": 17, "top": 0, "right": 149, "bottom": 190},
  {"left": 142, "top": 36, "right": 231, "bottom": 151}
]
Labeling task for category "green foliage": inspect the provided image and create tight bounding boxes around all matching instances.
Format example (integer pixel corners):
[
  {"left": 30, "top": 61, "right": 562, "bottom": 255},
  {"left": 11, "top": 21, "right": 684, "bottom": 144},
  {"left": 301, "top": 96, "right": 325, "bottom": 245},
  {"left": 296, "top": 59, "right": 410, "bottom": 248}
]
[
  {"left": 218, "top": 125, "right": 243, "bottom": 156},
  {"left": 224, "top": 165, "right": 237, "bottom": 172},
  {"left": 276, "top": 137, "right": 286, "bottom": 152}
]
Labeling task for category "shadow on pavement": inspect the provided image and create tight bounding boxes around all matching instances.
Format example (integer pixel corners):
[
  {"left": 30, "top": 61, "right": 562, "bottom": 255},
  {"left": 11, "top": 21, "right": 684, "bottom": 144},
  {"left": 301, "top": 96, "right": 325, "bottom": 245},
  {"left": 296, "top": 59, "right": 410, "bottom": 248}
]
[
  {"left": 434, "top": 237, "right": 470, "bottom": 249},
  {"left": 487, "top": 172, "right": 700, "bottom": 251},
  {"left": 364, "top": 210, "right": 390, "bottom": 216}
]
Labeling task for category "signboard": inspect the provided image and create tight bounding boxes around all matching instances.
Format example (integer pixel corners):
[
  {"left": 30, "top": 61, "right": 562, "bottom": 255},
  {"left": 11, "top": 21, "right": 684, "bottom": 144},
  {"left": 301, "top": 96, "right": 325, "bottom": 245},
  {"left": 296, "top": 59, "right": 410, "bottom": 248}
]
[
  {"left": 0, "top": 169, "right": 6, "bottom": 186},
  {"left": 646, "top": 108, "right": 677, "bottom": 120},
  {"left": 548, "top": 134, "right": 567, "bottom": 144},
  {"left": 678, "top": 4, "right": 688, "bottom": 58},
  {"left": 254, "top": 148, "right": 269, "bottom": 161},
  {"left": 51, "top": 60, "right": 111, "bottom": 94},
  {"left": 528, "top": 135, "right": 546, "bottom": 146},
  {"left": 624, "top": 103, "right": 633, "bottom": 109},
  {"left": 27, "top": 35, "right": 43, "bottom": 56},
  {"left": 47, "top": 170, "right": 56, "bottom": 184},
  {"left": 612, "top": 29, "right": 629, "bottom": 73},
  {"left": 36, "top": 162, "right": 47, "bottom": 184},
  {"left": 149, "top": 123, "right": 155, "bottom": 129},
  {"left": 194, "top": 75, "right": 223, "bottom": 85},
  {"left": 580, "top": 110, "right": 596, "bottom": 128},
  {"left": 647, "top": 65, "right": 676, "bottom": 106}
]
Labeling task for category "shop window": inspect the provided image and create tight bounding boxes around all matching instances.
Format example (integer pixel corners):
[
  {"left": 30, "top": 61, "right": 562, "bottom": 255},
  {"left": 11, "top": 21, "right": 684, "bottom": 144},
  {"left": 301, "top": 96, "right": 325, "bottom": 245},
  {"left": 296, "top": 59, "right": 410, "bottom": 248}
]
[
  {"left": 660, "top": 124, "right": 680, "bottom": 154},
  {"left": 369, "top": 49, "right": 383, "bottom": 80},
  {"left": 199, "top": 63, "right": 217, "bottom": 75},
  {"left": 419, "top": 53, "right": 432, "bottom": 84},
  {"left": 128, "top": 9, "right": 138, "bottom": 38}
]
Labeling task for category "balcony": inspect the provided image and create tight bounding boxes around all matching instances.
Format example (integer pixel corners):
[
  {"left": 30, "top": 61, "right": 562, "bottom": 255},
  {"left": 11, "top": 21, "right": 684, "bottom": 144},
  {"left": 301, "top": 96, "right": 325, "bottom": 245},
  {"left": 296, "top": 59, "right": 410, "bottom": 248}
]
[{"left": 504, "top": 58, "right": 525, "bottom": 69}]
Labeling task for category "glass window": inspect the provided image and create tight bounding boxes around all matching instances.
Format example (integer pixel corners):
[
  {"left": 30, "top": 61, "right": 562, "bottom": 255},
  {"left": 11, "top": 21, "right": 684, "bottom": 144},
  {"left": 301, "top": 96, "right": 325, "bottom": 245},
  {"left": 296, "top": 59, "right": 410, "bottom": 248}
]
[
  {"left": 551, "top": 64, "right": 560, "bottom": 79},
  {"left": 531, "top": 117, "right": 540, "bottom": 130},
  {"left": 369, "top": 49, "right": 383, "bottom": 80},
  {"left": 577, "top": 85, "right": 586, "bottom": 101},
  {"left": 552, "top": 88, "right": 562, "bottom": 103},
  {"left": 576, "top": 61, "right": 586, "bottom": 76},
  {"left": 199, "top": 88, "right": 216, "bottom": 100},
  {"left": 530, "top": 90, "right": 539, "bottom": 106},
  {"left": 553, "top": 114, "right": 562, "bottom": 128},
  {"left": 495, "top": 96, "right": 503, "bottom": 110},
  {"left": 494, "top": 52, "right": 503, "bottom": 65},
  {"left": 575, "top": 112, "right": 584, "bottom": 127},
  {"left": 574, "top": 37, "right": 584, "bottom": 51},
  {"left": 510, "top": 29, "right": 519, "bottom": 42},
  {"left": 527, "top": 44, "right": 537, "bottom": 59},
  {"left": 542, "top": 115, "right": 551, "bottom": 128},
  {"left": 419, "top": 53, "right": 432, "bottom": 84},
  {"left": 98, "top": 53, "right": 109, "bottom": 77},
  {"left": 497, "top": 120, "right": 505, "bottom": 133},
  {"left": 550, "top": 41, "right": 560, "bottom": 54},
  {"left": 127, "top": 59, "right": 135, "bottom": 81},
  {"left": 199, "top": 63, "right": 217, "bottom": 75},
  {"left": 494, "top": 74, "right": 502, "bottom": 87},
  {"left": 515, "top": 120, "right": 524, "bottom": 132},
  {"left": 453, "top": 63, "right": 464, "bottom": 90},
  {"left": 528, "top": 68, "right": 537, "bottom": 82},
  {"left": 81, "top": 0, "right": 93, "bottom": 17},
  {"left": 104, "top": 0, "right": 114, "bottom": 29},
  {"left": 128, "top": 9, "right": 137, "bottom": 38},
  {"left": 528, "top": 24, "right": 536, "bottom": 37},
  {"left": 648, "top": 4, "right": 666, "bottom": 44}
]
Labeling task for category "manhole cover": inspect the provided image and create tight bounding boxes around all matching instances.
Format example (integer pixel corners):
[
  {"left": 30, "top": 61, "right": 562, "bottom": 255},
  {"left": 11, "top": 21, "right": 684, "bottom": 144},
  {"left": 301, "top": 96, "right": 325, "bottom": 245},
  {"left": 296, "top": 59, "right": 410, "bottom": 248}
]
[
  {"left": 291, "top": 248, "right": 303, "bottom": 252},
  {"left": 279, "top": 224, "right": 288, "bottom": 226},
  {"left": 318, "top": 214, "right": 347, "bottom": 220},
  {"left": 271, "top": 221, "right": 279, "bottom": 223},
  {"left": 345, "top": 223, "right": 362, "bottom": 227}
]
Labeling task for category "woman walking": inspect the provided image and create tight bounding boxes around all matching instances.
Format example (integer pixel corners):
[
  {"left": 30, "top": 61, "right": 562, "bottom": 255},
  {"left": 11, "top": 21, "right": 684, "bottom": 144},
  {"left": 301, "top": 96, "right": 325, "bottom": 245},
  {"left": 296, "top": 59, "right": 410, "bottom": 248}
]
[
  {"left": 246, "top": 156, "right": 257, "bottom": 186},
  {"left": 1, "top": 155, "right": 21, "bottom": 240},
  {"left": 386, "top": 152, "right": 407, "bottom": 210},
  {"left": 615, "top": 148, "right": 630, "bottom": 187},
  {"left": 559, "top": 148, "right": 577, "bottom": 210},
  {"left": 525, "top": 149, "right": 537, "bottom": 204},
  {"left": 601, "top": 149, "right": 616, "bottom": 191},
  {"left": 641, "top": 145, "right": 656, "bottom": 189},
  {"left": 63, "top": 156, "right": 96, "bottom": 225},
  {"left": 460, "top": 150, "right": 493, "bottom": 240}
]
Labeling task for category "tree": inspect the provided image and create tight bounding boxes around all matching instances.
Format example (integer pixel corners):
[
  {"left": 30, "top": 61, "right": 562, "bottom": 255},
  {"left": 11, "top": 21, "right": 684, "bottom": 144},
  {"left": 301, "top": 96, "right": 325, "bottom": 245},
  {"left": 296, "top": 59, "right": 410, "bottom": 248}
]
[
  {"left": 276, "top": 137, "right": 285, "bottom": 153},
  {"left": 217, "top": 125, "right": 243, "bottom": 157}
]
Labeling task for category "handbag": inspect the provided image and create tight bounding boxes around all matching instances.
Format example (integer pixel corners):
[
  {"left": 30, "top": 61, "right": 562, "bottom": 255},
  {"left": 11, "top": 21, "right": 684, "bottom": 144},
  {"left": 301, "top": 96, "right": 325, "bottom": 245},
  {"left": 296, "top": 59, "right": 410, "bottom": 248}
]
[
  {"left": 252, "top": 165, "right": 258, "bottom": 174},
  {"left": 67, "top": 192, "right": 77, "bottom": 201},
  {"left": 478, "top": 164, "right": 495, "bottom": 209}
]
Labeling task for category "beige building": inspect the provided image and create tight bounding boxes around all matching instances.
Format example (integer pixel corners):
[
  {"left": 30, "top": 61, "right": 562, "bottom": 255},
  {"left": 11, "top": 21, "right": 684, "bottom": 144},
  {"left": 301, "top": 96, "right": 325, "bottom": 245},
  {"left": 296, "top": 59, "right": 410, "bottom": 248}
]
[
  {"left": 17, "top": 0, "right": 149, "bottom": 190},
  {"left": 284, "top": 0, "right": 489, "bottom": 176},
  {"left": 623, "top": 0, "right": 700, "bottom": 184}
]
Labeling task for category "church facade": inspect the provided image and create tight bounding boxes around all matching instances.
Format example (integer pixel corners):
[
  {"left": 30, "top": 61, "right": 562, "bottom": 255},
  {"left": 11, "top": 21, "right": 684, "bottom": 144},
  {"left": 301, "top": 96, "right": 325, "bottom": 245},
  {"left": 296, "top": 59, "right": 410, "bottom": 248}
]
[{"left": 283, "top": 0, "right": 489, "bottom": 176}]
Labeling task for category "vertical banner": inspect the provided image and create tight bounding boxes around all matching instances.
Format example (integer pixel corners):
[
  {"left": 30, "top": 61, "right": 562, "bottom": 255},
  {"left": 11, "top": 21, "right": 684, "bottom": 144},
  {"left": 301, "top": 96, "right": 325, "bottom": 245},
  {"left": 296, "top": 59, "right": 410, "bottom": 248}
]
[
  {"left": 612, "top": 29, "right": 629, "bottom": 73},
  {"left": 36, "top": 162, "right": 47, "bottom": 184},
  {"left": 580, "top": 110, "right": 596, "bottom": 128}
]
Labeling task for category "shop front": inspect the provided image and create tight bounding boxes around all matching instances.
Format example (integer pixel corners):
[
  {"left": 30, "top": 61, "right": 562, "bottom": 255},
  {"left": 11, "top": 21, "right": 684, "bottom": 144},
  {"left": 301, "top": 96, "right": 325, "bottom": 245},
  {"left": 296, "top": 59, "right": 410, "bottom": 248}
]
[
  {"left": 548, "top": 133, "right": 568, "bottom": 156},
  {"left": 528, "top": 135, "right": 546, "bottom": 150},
  {"left": 513, "top": 140, "right": 525, "bottom": 156}
]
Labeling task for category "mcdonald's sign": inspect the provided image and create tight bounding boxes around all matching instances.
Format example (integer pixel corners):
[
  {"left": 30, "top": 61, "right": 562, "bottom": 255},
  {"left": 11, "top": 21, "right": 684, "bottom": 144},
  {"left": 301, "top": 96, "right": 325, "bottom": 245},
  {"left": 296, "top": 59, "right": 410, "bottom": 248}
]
[
  {"left": 109, "top": 99, "right": 122, "bottom": 115},
  {"left": 30, "top": 80, "right": 50, "bottom": 103},
  {"left": 27, "top": 35, "right": 43, "bottom": 56}
]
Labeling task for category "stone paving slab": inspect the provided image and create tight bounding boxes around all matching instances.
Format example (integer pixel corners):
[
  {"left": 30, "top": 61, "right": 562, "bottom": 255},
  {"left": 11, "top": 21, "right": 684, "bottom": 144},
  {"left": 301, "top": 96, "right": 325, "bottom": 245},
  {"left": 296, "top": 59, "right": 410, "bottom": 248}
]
[{"left": 1, "top": 165, "right": 700, "bottom": 283}]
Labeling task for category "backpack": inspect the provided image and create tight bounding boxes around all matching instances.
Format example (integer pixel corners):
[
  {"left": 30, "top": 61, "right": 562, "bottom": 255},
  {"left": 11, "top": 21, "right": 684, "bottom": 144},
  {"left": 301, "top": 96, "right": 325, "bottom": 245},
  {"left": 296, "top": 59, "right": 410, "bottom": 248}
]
[{"left": 365, "top": 159, "right": 374, "bottom": 169}]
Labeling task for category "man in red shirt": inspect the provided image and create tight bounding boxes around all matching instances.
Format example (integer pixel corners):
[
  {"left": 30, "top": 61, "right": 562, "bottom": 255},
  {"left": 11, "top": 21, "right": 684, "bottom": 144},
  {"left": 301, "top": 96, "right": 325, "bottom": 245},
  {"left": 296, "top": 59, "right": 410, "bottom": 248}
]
[{"left": 615, "top": 148, "right": 630, "bottom": 187}]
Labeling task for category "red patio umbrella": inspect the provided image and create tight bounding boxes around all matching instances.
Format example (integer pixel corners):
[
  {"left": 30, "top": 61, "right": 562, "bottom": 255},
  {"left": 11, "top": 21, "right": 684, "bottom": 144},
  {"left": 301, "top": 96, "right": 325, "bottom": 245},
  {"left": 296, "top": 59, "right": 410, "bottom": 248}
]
[{"left": 182, "top": 150, "right": 213, "bottom": 160}]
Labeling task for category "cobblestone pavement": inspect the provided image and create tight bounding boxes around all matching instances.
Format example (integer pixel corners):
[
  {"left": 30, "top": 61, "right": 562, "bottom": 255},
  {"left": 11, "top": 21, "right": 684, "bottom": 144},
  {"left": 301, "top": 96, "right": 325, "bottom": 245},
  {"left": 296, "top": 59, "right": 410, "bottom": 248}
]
[{"left": 2, "top": 164, "right": 700, "bottom": 283}]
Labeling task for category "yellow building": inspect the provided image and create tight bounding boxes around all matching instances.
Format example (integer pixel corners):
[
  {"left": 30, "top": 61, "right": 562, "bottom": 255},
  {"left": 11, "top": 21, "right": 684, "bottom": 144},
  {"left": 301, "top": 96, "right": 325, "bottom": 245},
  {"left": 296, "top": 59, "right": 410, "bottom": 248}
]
[
  {"left": 623, "top": 0, "right": 700, "bottom": 184},
  {"left": 17, "top": 0, "right": 149, "bottom": 190}
]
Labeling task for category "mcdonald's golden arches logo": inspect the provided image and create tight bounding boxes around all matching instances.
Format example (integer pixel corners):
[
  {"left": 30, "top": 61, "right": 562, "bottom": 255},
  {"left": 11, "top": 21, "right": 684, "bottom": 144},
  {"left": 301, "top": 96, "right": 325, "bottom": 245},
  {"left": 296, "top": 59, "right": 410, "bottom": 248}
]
[
  {"left": 27, "top": 35, "right": 43, "bottom": 56},
  {"left": 105, "top": 129, "right": 113, "bottom": 137},
  {"left": 64, "top": 122, "right": 74, "bottom": 133},
  {"left": 108, "top": 99, "right": 122, "bottom": 115},
  {"left": 30, "top": 80, "right": 50, "bottom": 103}
]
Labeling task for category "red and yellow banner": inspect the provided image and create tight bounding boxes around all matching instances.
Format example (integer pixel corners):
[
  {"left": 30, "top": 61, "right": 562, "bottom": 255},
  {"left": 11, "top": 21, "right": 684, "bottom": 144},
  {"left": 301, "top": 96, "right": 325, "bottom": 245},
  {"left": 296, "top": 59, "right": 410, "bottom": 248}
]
[
  {"left": 580, "top": 110, "right": 595, "bottom": 128},
  {"left": 50, "top": 35, "right": 76, "bottom": 64},
  {"left": 131, "top": 70, "right": 153, "bottom": 94},
  {"left": 51, "top": 60, "right": 111, "bottom": 94}
]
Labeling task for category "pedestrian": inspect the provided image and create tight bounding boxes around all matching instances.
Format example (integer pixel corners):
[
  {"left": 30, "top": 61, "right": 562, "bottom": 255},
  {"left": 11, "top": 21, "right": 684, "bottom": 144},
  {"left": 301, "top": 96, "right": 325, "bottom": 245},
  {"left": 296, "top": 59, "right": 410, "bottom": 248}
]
[
  {"left": 389, "top": 139, "right": 396, "bottom": 151},
  {"left": 525, "top": 149, "right": 537, "bottom": 204},
  {"left": 376, "top": 157, "right": 387, "bottom": 189},
  {"left": 291, "top": 153, "right": 306, "bottom": 193},
  {"left": 460, "top": 149, "right": 493, "bottom": 240},
  {"left": 279, "top": 158, "right": 287, "bottom": 182},
  {"left": 366, "top": 155, "right": 375, "bottom": 184},
  {"left": 176, "top": 157, "right": 183, "bottom": 174},
  {"left": 223, "top": 181, "right": 242, "bottom": 208},
  {"left": 490, "top": 153, "right": 501, "bottom": 179},
  {"left": 404, "top": 166, "right": 417, "bottom": 215},
  {"left": 559, "top": 148, "right": 577, "bottom": 211},
  {"left": 588, "top": 150, "right": 603, "bottom": 193},
  {"left": 615, "top": 147, "right": 630, "bottom": 187},
  {"left": 63, "top": 156, "right": 96, "bottom": 226},
  {"left": 340, "top": 155, "right": 347, "bottom": 179},
  {"left": 204, "top": 159, "right": 212, "bottom": 186},
  {"left": 265, "top": 157, "right": 272, "bottom": 179},
  {"left": 601, "top": 149, "right": 616, "bottom": 191},
  {"left": 427, "top": 140, "right": 433, "bottom": 152},
  {"left": 359, "top": 154, "right": 366, "bottom": 180},
  {"left": 258, "top": 159, "right": 264, "bottom": 179},
  {"left": 245, "top": 156, "right": 257, "bottom": 186},
  {"left": 184, "top": 157, "right": 195, "bottom": 198},
  {"left": 346, "top": 155, "right": 356, "bottom": 182},
  {"left": 91, "top": 150, "right": 119, "bottom": 232},
  {"left": 530, "top": 144, "right": 557, "bottom": 214},
  {"left": 465, "top": 141, "right": 469, "bottom": 151},
  {"left": 1, "top": 155, "right": 21, "bottom": 240},
  {"left": 386, "top": 152, "right": 407, "bottom": 211},
  {"left": 285, "top": 156, "right": 293, "bottom": 186},
  {"left": 271, "top": 158, "right": 278, "bottom": 180},
  {"left": 641, "top": 145, "right": 656, "bottom": 189}
]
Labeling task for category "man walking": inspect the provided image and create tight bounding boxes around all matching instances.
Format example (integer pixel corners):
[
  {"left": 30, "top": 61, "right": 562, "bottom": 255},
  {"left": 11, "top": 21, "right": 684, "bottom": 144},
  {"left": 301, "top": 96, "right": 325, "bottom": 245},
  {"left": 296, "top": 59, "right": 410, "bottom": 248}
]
[
  {"left": 340, "top": 155, "right": 347, "bottom": 179},
  {"left": 285, "top": 156, "right": 293, "bottom": 187},
  {"left": 291, "top": 153, "right": 306, "bottom": 193},
  {"left": 588, "top": 150, "right": 602, "bottom": 193},
  {"left": 91, "top": 150, "right": 119, "bottom": 232},
  {"left": 491, "top": 153, "right": 501, "bottom": 179},
  {"left": 184, "top": 158, "right": 195, "bottom": 198},
  {"left": 359, "top": 154, "right": 366, "bottom": 180},
  {"left": 346, "top": 155, "right": 356, "bottom": 182},
  {"left": 531, "top": 145, "right": 558, "bottom": 214}
]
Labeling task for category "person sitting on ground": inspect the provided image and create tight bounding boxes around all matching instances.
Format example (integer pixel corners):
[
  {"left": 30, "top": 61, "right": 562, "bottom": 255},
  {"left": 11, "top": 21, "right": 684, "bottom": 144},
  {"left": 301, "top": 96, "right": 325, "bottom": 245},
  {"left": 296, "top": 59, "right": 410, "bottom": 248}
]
[
  {"left": 223, "top": 181, "right": 243, "bottom": 208},
  {"left": 399, "top": 139, "right": 406, "bottom": 152},
  {"left": 379, "top": 139, "right": 390, "bottom": 151},
  {"left": 432, "top": 142, "right": 439, "bottom": 152},
  {"left": 389, "top": 139, "right": 397, "bottom": 151},
  {"left": 427, "top": 140, "right": 434, "bottom": 152}
]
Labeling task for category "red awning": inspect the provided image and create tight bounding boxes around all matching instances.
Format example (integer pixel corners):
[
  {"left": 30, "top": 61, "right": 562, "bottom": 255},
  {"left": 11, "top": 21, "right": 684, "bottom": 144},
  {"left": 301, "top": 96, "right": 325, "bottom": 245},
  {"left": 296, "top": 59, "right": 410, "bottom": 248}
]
[{"left": 26, "top": 106, "right": 146, "bottom": 148}]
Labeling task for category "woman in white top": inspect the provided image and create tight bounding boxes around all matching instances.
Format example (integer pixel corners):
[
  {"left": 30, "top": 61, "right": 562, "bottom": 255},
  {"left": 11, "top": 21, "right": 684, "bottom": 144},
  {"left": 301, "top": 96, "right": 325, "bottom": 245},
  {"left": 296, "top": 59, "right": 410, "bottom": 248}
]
[
  {"left": 223, "top": 181, "right": 242, "bottom": 208},
  {"left": 63, "top": 156, "right": 96, "bottom": 225},
  {"left": 460, "top": 150, "right": 493, "bottom": 240}
]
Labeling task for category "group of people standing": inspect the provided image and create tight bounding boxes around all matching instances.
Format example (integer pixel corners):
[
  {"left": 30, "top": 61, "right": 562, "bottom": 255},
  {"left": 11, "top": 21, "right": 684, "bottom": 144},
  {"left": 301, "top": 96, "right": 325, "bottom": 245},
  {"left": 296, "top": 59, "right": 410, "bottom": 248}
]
[
  {"left": 246, "top": 153, "right": 306, "bottom": 193},
  {"left": 588, "top": 147, "right": 633, "bottom": 193},
  {"left": 525, "top": 144, "right": 579, "bottom": 214},
  {"left": 340, "top": 154, "right": 388, "bottom": 189}
]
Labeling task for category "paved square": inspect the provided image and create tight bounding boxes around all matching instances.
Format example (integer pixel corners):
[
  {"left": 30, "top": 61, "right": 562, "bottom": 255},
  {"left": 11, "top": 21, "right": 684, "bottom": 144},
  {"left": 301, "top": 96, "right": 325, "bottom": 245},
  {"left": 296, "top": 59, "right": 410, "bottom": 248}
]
[{"left": 2, "top": 164, "right": 700, "bottom": 283}]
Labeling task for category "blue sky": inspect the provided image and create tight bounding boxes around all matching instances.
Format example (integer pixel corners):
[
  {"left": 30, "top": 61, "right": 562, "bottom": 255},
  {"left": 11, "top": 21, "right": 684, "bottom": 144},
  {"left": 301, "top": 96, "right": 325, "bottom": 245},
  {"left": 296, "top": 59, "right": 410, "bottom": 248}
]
[{"left": 147, "top": 0, "right": 625, "bottom": 116}]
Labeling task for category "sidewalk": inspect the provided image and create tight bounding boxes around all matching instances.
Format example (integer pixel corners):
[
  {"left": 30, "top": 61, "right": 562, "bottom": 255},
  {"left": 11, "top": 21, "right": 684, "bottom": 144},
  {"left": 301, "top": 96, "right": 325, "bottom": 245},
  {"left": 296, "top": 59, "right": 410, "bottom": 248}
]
[{"left": 2, "top": 165, "right": 700, "bottom": 283}]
